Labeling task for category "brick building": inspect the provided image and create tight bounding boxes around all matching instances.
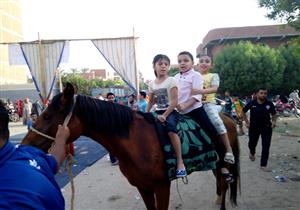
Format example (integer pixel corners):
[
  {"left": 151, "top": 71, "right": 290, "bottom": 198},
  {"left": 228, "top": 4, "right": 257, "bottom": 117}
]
[{"left": 196, "top": 24, "right": 300, "bottom": 58}]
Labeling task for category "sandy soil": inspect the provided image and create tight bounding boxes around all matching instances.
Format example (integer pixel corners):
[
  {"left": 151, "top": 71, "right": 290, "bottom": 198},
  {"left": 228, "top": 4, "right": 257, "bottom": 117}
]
[{"left": 62, "top": 117, "right": 300, "bottom": 210}]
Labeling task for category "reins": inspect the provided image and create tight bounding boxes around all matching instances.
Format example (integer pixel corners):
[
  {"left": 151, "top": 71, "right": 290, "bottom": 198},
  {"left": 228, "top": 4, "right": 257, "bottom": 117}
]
[{"left": 30, "top": 95, "right": 77, "bottom": 210}]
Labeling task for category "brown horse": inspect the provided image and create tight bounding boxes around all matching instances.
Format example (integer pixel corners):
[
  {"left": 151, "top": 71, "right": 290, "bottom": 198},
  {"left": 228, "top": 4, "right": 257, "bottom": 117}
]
[{"left": 21, "top": 83, "right": 240, "bottom": 210}]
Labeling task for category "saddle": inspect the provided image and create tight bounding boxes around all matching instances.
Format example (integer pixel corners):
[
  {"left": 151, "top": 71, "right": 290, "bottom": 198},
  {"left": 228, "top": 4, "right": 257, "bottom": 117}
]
[{"left": 141, "top": 112, "right": 218, "bottom": 181}]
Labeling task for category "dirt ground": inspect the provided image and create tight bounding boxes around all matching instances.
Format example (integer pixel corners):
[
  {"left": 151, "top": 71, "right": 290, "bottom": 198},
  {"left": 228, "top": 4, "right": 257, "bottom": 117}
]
[{"left": 62, "top": 116, "right": 300, "bottom": 210}]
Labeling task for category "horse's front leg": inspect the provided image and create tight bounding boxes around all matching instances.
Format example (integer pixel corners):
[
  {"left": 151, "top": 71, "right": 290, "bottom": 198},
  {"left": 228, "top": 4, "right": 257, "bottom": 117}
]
[
  {"left": 137, "top": 187, "right": 156, "bottom": 210},
  {"left": 154, "top": 181, "right": 171, "bottom": 210}
]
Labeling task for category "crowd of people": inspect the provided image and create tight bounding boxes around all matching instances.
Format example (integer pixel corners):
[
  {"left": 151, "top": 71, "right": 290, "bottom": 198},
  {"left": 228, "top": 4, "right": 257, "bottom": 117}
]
[{"left": 1, "top": 49, "right": 299, "bottom": 209}]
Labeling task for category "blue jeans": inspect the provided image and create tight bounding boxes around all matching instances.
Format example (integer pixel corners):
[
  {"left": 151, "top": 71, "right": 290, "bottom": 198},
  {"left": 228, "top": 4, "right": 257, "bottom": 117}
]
[{"left": 155, "top": 110, "right": 179, "bottom": 133}]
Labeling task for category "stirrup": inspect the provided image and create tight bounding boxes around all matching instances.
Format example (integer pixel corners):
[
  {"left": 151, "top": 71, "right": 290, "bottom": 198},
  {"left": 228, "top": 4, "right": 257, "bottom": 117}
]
[{"left": 224, "top": 152, "right": 235, "bottom": 164}]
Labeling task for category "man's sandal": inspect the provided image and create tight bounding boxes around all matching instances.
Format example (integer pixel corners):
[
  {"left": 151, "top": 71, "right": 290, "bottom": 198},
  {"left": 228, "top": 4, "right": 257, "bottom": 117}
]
[{"left": 249, "top": 154, "right": 255, "bottom": 161}]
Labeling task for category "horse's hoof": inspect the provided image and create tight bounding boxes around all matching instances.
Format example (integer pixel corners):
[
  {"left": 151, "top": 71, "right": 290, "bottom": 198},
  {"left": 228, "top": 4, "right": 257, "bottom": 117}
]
[{"left": 215, "top": 196, "right": 222, "bottom": 204}]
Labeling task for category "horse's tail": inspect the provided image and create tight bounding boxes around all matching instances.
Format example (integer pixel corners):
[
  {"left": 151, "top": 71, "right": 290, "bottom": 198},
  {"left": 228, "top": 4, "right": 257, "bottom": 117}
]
[{"left": 229, "top": 134, "right": 240, "bottom": 206}]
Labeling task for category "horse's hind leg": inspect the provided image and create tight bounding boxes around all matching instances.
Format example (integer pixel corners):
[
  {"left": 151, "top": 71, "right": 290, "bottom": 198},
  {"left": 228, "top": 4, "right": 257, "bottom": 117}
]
[
  {"left": 214, "top": 169, "right": 228, "bottom": 210},
  {"left": 154, "top": 181, "right": 171, "bottom": 210},
  {"left": 219, "top": 175, "right": 228, "bottom": 210},
  {"left": 137, "top": 187, "right": 156, "bottom": 210},
  {"left": 213, "top": 169, "right": 222, "bottom": 204}
]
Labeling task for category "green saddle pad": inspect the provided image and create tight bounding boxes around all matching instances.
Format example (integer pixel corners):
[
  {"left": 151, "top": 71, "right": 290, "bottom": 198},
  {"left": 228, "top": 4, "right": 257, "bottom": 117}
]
[{"left": 152, "top": 113, "right": 218, "bottom": 181}]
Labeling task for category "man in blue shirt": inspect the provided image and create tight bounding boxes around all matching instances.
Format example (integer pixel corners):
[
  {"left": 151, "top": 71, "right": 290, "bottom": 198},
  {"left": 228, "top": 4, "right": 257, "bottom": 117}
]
[
  {"left": 0, "top": 100, "right": 70, "bottom": 209},
  {"left": 138, "top": 91, "right": 148, "bottom": 112}
]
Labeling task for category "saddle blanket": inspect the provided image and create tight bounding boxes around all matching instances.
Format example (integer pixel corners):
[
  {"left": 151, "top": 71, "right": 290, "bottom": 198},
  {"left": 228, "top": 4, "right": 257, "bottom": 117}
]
[{"left": 149, "top": 113, "right": 218, "bottom": 181}]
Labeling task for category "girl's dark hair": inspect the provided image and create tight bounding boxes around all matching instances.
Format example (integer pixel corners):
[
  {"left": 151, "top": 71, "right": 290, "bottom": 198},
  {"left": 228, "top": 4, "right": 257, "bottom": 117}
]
[
  {"left": 152, "top": 54, "right": 170, "bottom": 77},
  {"left": 178, "top": 51, "right": 194, "bottom": 62}
]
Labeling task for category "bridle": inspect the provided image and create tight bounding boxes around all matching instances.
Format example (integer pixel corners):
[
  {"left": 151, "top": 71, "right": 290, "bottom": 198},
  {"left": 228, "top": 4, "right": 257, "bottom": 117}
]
[{"left": 30, "top": 95, "right": 78, "bottom": 142}]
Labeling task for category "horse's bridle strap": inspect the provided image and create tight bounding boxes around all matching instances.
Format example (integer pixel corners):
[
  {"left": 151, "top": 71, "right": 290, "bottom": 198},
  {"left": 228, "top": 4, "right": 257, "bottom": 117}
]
[
  {"left": 63, "top": 95, "right": 77, "bottom": 127},
  {"left": 30, "top": 127, "right": 56, "bottom": 141},
  {"left": 30, "top": 95, "right": 77, "bottom": 142}
]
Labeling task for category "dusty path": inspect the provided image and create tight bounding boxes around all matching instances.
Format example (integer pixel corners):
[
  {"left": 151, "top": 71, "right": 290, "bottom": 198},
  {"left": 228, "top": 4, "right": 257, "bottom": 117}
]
[{"left": 62, "top": 117, "right": 300, "bottom": 210}]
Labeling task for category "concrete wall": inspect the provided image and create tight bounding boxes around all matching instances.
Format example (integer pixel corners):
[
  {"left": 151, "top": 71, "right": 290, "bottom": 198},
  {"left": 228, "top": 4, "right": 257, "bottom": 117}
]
[{"left": 0, "top": 84, "right": 40, "bottom": 102}]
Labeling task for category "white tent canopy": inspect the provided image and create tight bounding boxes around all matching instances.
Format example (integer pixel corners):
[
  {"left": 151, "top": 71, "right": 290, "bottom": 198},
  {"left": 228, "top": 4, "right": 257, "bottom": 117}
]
[
  {"left": 21, "top": 41, "right": 66, "bottom": 101},
  {"left": 7, "top": 36, "right": 138, "bottom": 103},
  {"left": 92, "top": 37, "right": 138, "bottom": 91}
]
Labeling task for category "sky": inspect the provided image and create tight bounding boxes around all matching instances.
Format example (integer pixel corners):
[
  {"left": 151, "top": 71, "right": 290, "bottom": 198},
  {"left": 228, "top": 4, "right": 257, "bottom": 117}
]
[{"left": 21, "top": 0, "right": 280, "bottom": 81}]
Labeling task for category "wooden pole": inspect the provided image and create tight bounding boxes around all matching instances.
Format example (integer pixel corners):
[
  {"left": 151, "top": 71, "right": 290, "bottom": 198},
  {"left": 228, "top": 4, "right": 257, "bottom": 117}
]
[
  {"left": 58, "top": 68, "right": 63, "bottom": 92},
  {"left": 38, "top": 32, "right": 46, "bottom": 104},
  {"left": 132, "top": 27, "right": 139, "bottom": 95}
]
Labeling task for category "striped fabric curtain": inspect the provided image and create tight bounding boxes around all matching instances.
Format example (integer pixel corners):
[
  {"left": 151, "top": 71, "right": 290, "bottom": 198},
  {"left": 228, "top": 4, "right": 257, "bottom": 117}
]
[
  {"left": 92, "top": 37, "right": 138, "bottom": 92},
  {"left": 19, "top": 41, "right": 67, "bottom": 103}
]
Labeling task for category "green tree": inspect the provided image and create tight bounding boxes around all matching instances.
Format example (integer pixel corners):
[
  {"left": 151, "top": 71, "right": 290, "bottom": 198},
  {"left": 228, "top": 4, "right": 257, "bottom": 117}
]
[
  {"left": 258, "top": 0, "right": 300, "bottom": 30},
  {"left": 138, "top": 71, "right": 148, "bottom": 91},
  {"left": 168, "top": 67, "right": 179, "bottom": 76},
  {"left": 61, "top": 73, "right": 91, "bottom": 95},
  {"left": 213, "top": 41, "right": 285, "bottom": 96},
  {"left": 61, "top": 72, "right": 129, "bottom": 95},
  {"left": 278, "top": 40, "right": 300, "bottom": 94}
]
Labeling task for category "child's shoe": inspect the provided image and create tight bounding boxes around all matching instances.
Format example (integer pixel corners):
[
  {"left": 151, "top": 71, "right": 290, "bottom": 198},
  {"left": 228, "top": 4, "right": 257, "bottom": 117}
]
[
  {"left": 224, "top": 152, "right": 235, "bottom": 164},
  {"left": 176, "top": 168, "right": 187, "bottom": 178}
]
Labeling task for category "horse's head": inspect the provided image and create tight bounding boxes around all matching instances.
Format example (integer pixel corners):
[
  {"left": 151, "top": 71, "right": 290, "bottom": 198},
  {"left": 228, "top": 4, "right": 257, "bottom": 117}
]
[{"left": 21, "top": 83, "right": 83, "bottom": 152}]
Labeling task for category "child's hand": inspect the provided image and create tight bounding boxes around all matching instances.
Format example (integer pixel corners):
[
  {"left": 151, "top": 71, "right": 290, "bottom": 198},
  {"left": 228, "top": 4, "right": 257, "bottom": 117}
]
[
  {"left": 191, "top": 88, "right": 202, "bottom": 95},
  {"left": 157, "top": 115, "right": 166, "bottom": 123},
  {"left": 56, "top": 125, "right": 70, "bottom": 143},
  {"left": 245, "top": 121, "right": 250, "bottom": 128},
  {"left": 177, "top": 103, "right": 186, "bottom": 112}
]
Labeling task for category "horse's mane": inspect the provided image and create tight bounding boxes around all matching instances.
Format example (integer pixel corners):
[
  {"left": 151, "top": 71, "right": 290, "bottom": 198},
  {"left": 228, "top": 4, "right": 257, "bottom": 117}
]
[{"left": 76, "top": 95, "right": 134, "bottom": 137}]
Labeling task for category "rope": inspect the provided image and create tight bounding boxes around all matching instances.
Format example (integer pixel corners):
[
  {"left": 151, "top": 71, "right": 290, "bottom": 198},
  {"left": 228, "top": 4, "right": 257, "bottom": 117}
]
[
  {"left": 31, "top": 127, "right": 56, "bottom": 141},
  {"left": 175, "top": 176, "right": 189, "bottom": 204},
  {"left": 66, "top": 146, "right": 75, "bottom": 210}
]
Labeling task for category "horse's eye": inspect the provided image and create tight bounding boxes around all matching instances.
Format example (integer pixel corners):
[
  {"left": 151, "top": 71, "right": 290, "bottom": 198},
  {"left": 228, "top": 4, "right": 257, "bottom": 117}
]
[{"left": 43, "top": 113, "right": 50, "bottom": 120}]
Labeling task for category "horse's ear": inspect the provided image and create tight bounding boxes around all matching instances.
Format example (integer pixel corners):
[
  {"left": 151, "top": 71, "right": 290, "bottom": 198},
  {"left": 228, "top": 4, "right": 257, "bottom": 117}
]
[{"left": 62, "top": 82, "right": 75, "bottom": 102}]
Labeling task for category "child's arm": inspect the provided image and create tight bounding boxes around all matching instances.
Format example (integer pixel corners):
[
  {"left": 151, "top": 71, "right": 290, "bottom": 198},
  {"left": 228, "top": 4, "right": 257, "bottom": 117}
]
[
  {"left": 158, "top": 87, "right": 178, "bottom": 122},
  {"left": 192, "top": 73, "right": 219, "bottom": 95},
  {"left": 191, "top": 85, "right": 218, "bottom": 95},
  {"left": 177, "top": 98, "right": 197, "bottom": 112},
  {"left": 146, "top": 92, "right": 155, "bottom": 112}
]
